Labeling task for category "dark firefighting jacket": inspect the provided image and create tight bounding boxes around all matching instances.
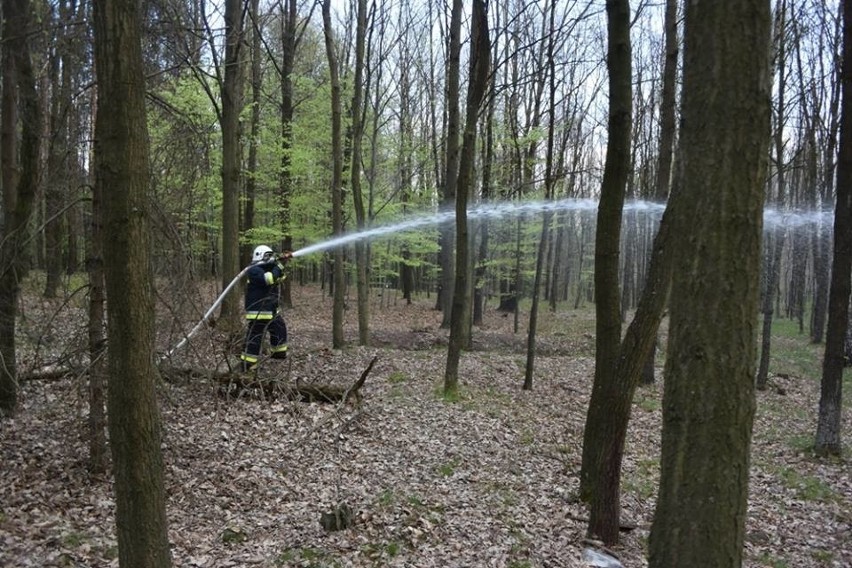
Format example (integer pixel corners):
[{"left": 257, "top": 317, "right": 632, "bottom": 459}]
[{"left": 244, "top": 261, "right": 285, "bottom": 320}]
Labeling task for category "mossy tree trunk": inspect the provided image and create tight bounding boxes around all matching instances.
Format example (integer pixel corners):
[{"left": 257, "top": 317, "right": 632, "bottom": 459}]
[{"left": 648, "top": 1, "right": 770, "bottom": 566}]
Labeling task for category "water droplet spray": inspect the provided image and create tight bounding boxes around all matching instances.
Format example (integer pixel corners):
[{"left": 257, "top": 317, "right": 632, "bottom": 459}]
[{"left": 163, "top": 198, "right": 833, "bottom": 357}]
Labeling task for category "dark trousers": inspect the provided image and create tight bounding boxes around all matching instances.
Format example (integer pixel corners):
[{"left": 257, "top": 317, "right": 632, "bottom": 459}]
[{"left": 241, "top": 316, "right": 288, "bottom": 366}]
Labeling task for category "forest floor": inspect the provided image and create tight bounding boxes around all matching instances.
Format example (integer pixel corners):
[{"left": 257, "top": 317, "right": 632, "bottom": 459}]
[{"left": 2, "top": 282, "right": 851, "bottom": 568}]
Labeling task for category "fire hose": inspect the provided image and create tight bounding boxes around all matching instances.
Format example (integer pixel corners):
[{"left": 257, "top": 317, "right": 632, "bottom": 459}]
[{"left": 161, "top": 252, "right": 292, "bottom": 359}]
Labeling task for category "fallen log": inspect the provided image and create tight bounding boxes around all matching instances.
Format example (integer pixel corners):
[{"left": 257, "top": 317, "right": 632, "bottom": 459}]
[
  {"left": 19, "top": 367, "right": 81, "bottom": 383},
  {"left": 216, "top": 355, "right": 377, "bottom": 403}
]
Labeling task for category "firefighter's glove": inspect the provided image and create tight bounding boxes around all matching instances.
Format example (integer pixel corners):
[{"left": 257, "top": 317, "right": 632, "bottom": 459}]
[{"left": 275, "top": 251, "right": 292, "bottom": 272}]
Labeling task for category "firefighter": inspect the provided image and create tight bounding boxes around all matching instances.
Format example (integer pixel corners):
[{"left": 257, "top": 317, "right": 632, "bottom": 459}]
[{"left": 240, "top": 245, "right": 292, "bottom": 372}]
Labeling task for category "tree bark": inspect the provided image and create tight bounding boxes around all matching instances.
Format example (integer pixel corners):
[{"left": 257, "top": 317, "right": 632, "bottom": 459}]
[
  {"left": 278, "top": 0, "right": 297, "bottom": 309},
  {"left": 44, "top": 0, "right": 74, "bottom": 299},
  {"left": 0, "top": 0, "right": 41, "bottom": 416},
  {"left": 582, "top": 156, "right": 685, "bottom": 545},
  {"left": 351, "top": 0, "right": 370, "bottom": 346},
  {"left": 811, "top": 36, "right": 841, "bottom": 344},
  {"left": 757, "top": 0, "right": 789, "bottom": 391},
  {"left": 322, "top": 0, "right": 346, "bottom": 349},
  {"left": 524, "top": 1, "right": 558, "bottom": 392},
  {"left": 580, "top": 0, "right": 632, "bottom": 517},
  {"left": 93, "top": 0, "right": 173, "bottom": 562},
  {"left": 445, "top": 0, "right": 488, "bottom": 395},
  {"left": 648, "top": 0, "right": 770, "bottom": 565},
  {"left": 219, "top": 0, "right": 246, "bottom": 325},
  {"left": 439, "top": 0, "right": 463, "bottom": 329},
  {"left": 398, "top": 9, "right": 415, "bottom": 305},
  {"left": 814, "top": 0, "right": 851, "bottom": 458},
  {"left": 87, "top": 131, "right": 108, "bottom": 474},
  {"left": 242, "top": 0, "right": 261, "bottom": 267},
  {"left": 473, "top": 73, "right": 496, "bottom": 326}
]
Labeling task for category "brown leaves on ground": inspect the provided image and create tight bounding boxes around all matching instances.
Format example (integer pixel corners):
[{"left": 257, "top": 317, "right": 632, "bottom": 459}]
[{"left": 2, "top": 285, "right": 850, "bottom": 567}]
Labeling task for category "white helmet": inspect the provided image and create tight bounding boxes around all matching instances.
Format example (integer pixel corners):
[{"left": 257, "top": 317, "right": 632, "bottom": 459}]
[{"left": 252, "top": 245, "right": 274, "bottom": 264}]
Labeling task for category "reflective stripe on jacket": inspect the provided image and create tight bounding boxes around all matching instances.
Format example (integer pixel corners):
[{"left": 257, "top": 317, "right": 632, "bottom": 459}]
[{"left": 244, "top": 261, "right": 284, "bottom": 319}]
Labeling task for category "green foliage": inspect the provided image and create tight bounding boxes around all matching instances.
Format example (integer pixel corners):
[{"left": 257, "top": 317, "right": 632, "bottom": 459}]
[
  {"left": 384, "top": 541, "right": 401, "bottom": 557},
  {"left": 769, "top": 318, "right": 824, "bottom": 380},
  {"left": 775, "top": 467, "right": 838, "bottom": 502},
  {"left": 376, "top": 488, "right": 395, "bottom": 507},
  {"left": 519, "top": 429, "right": 535, "bottom": 446},
  {"left": 437, "top": 384, "right": 464, "bottom": 404},
  {"left": 634, "top": 391, "right": 661, "bottom": 413},
  {"left": 406, "top": 494, "right": 425, "bottom": 509},
  {"left": 147, "top": 70, "right": 222, "bottom": 266},
  {"left": 277, "top": 547, "right": 341, "bottom": 568},
  {"left": 787, "top": 434, "right": 817, "bottom": 454},
  {"left": 360, "top": 539, "right": 403, "bottom": 562},
  {"left": 61, "top": 531, "right": 86, "bottom": 547},
  {"left": 622, "top": 458, "right": 659, "bottom": 500},
  {"left": 811, "top": 549, "right": 834, "bottom": 563},
  {"left": 757, "top": 553, "right": 790, "bottom": 568},
  {"left": 387, "top": 371, "right": 407, "bottom": 384},
  {"left": 436, "top": 460, "right": 458, "bottom": 477},
  {"left": 241, "top": 226, "right": 285, "bottom": 248}
]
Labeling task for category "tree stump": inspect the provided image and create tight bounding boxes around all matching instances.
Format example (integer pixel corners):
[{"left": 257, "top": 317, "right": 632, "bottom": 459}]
[{"left": 319, "top": 502, "right": 354, "bottom": 532}]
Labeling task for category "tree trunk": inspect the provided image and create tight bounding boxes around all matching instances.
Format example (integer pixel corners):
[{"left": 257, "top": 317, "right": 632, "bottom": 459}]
[
  {"left": 242, "top": 0, "right": 261, "bottom": 267},
  {"left": 0, "top": 0, "right": 41, "bottom": 416},
  {"left": 445, "top": 0, "right": 488, "bottom": 395},
  {"left": 93, "top": 0, "right": 173, "bottom": 562},
  {"left": 219, "top": 0, "right": 245, "bottom": 325},
  {"left": 815, "top": 0, "right": 851, "bottom": 458},
  {"left": 278, "top": 0, "right": 297, "bottom": 309},
  {"left": 551, "top": 125, "right": 584, "bottom": 312},
  {"left": 473, "top": 93, "right": 495, "bottom": 326},
  {"left": 322, "top": 0, "right": 345, "bottom": 349},
  {"left": 524, "top": 1, "right": 558, "bottom": 392},
  {"left": 44, "top": 0, "right": 73, "bottom": 298},
  {"left": 87, "top": 131, "right": 108, "bottom": 475},
  {"left": 757, "top": 0, "right": 789, "bottom": 391},
  {"left": 582, "top": 149, "right": 684, "bottom": 544},
  {"left": 648, "top": 1, "right": 770, "bottom": 565},
  {"left": 638, "top": 0, "right": 678, "bottom": 387},
  {"left": 351, "top": 0, "right": 369, "bottom": 346},
  {"left": 580, "top": 0, "right": 632, "bottom": 522},
  {"left": 811, "top": 35, "right": 841, "bottom": 344},
  {"left": 398, "top": 20, "right": 415, "bottom": 305},
  {"left": 757, "top": 228, "right": 785, "bottom": 390},
  {"left": 439, "top": 0, "right": 463, "bottom": 329}
]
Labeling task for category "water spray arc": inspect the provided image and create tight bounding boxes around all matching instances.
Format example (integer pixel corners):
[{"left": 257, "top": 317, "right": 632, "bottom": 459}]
[
  {"left": 163, "top": 199, "right": 614, "bottom": 357},
  {"left": 290, "top": 198, "right": 665, "bottom": 258},
  {"left": 162, "top": 198, "right": 831, "bottom": 357}
]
